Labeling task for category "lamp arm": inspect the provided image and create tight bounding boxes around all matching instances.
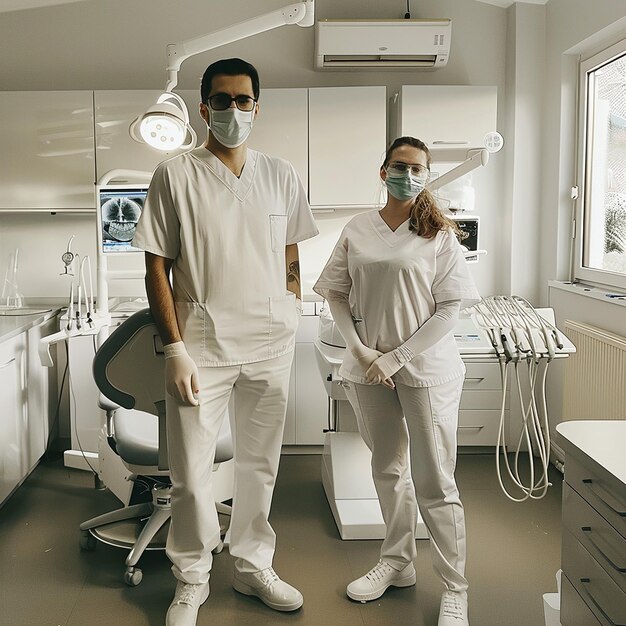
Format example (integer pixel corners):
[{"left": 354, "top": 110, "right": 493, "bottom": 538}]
[
  {"left": 426, "top": 148, "right": 489, "bottom": 193},
  {"left": 165, "top": 1, "right": 314, "bottom": 91}
]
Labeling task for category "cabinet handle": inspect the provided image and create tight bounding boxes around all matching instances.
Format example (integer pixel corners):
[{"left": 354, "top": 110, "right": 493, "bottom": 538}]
[
  {"left": 464, "top": 377, "right": 485, "bottom": 385},
  {"left": 579, "top": 578, "right": 620, "bottom": 626},
  {"left": 581, "top": 527, "right": 626, "bottom": 573},
  {"left": 582, "top": 479, "right": 626, "bottom": 517},
  {"left": 458, "top": 425, "right": 484, "bottom": 430},
  {"left": 432, "top": 141, "right": 470, "bottom": 145},
  {"left": 0, "top": 357, "right": 16, "bottom": 368}
]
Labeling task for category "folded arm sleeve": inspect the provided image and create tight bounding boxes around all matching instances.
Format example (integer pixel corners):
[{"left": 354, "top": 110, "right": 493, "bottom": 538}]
[
  {"left": 285, "top": 162, "right": 319, "bottom": 245},
  {"left": 313, "top": 233, "right": 352, "bottom": 300}
]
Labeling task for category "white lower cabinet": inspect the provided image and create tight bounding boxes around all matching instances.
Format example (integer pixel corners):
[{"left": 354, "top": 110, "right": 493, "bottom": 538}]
[
  {"left": 0, "top": 317, "right": 57, "bottom": 507},
  {"left": 283, "top": 315, "right": 328, "bottom": 446},
  {"left": 0, "top": 333, "right": 27, "bottom": 504},
  {"left": 458, "top": 361, "right": 508, "bottom": 447}
]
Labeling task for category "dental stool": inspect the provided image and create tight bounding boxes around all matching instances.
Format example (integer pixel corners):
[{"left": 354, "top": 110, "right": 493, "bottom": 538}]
[{"left": 79, "top": 308, "right": 234, "bottom": 586}]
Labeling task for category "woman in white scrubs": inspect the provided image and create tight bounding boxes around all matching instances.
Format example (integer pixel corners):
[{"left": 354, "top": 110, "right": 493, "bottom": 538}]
[{"left": 314, "top": 136, "right": 480, "bottom": 626}]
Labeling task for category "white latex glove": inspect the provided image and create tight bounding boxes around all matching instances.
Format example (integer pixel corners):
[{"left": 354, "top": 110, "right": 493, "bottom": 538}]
[
  {"left": 164, "top": 341, "right": 199, "bottom": 406},
  {"left": 366, "top": 351, "right": 402, "bottom": 388}
]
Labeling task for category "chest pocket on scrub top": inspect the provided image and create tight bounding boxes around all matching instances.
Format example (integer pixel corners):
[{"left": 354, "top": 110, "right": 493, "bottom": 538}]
[{"left": 269, "top": 214, "right": 288, "bottom": 253}]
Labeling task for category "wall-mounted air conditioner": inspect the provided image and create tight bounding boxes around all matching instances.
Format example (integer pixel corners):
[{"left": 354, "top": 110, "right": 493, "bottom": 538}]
[{"left": 315, "top": 19, "right": 451, "bottom": 70}]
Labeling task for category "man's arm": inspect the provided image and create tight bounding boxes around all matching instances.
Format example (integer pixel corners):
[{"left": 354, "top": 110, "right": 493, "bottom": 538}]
[
  {"left": 145, "top": 251, "right": 198, "bottom": 406},
  {"left": 285, "top": 243, "right": 301, "bottom": 300},
  {"left": 144, "top": 252, "right": 180, "bottom": 344}
]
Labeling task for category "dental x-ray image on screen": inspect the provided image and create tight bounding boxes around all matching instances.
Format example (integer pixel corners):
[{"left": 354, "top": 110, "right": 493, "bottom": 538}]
[{"left": 99, "top": 187, "right": 147, "bottom": 253}]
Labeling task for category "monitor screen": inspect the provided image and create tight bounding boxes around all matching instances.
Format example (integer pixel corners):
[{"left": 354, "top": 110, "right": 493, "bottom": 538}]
[{"left": 99, "top": 186, "right": 148, "bottom": 253}]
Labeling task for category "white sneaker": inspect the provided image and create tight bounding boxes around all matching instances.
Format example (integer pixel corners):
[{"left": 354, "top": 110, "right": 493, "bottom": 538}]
[
  {"left": 233, "top": 566, "right": 303, "bottom": 611},
  {"left": 438, "top": 590, "right": 469, "bottom": 625},
  {"left": 166, "top": 580, "right": 210, "bottom": 626},
  {"left": 347, "top": 560, "right": 416, "bottom": 603}
]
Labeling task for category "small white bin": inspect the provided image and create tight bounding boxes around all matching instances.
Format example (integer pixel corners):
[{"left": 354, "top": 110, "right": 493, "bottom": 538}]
[{"left": 543, "top": 592, "right": 561, "bottom": 626}]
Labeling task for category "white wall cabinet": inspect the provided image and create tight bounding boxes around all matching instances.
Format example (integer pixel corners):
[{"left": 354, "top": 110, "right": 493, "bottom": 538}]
[
  {"left": 0, "top": 91, "right": 95, "bottom": 209},
  {"left": 247, "top": 88, "right": 308, "bottom": 191},
  {"left": 308, "top": 86, "right": 387, "bottom": 207},
  {"left": 395, "top": 85, "right": 497, "bottom": 150}
]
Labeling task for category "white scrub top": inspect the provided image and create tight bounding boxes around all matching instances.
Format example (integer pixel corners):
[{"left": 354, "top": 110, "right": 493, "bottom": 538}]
[
  {"left": 134, "top": 146, "right": 318, "bottom": 366},
  {"left": 313, "top": 210, "right": 480, "bottom": 387}
]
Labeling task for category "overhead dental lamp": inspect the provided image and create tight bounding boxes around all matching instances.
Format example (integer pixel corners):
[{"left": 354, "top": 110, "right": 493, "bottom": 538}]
[{"left": 130, "top": 1, "right": 315, "bottom": 151}]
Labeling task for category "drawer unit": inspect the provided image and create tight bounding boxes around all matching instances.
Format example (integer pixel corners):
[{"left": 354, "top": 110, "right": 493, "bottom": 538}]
[
  {"left": 557, "top": 421, "right": 626, "bottom": 626},
  {"left": 565, "top": 453, "right": 626, "bottom": 541},
  {"left": 458, "top": 361, "right": 508, "bottom": 446},
  {"left": 562, "top": 528, "right": 626, "bottom": 626},
  {"left": 561, "top": 574, "right": 602, "bottom": 626},
  {"left": 563, "top": 482, "right": 626, "bottom": 594},
  {"left": 457, "top": 409, "right": 502, "bottom": 446}
]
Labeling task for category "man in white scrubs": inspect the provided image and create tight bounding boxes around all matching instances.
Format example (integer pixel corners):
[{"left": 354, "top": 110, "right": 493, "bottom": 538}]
[{"left": 133, "top": 58, "right": 318, "bottom": 626}]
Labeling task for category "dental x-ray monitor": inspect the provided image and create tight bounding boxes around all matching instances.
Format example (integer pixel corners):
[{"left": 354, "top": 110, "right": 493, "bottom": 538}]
[{"left": 98, "top": 186, "right": 148, "bottom": 254}]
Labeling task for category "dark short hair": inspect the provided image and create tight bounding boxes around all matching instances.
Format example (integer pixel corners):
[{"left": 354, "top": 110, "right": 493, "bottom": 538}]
[{"left": 200, "top": 58, "right": 260, "bottom": 103}]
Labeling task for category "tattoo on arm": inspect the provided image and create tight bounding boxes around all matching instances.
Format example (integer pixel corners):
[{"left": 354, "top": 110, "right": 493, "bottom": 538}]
[{"left": 287, "top": 260, "right": 300, "bottom": 287}]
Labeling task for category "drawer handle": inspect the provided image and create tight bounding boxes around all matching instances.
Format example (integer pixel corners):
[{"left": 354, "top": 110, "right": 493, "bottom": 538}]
[
  {"left": 464, "top": 377, "right": 486, "bottom": 385},
  {"left": 582, "top": 527, "right": 626, "bottom": 573},
  {"left": 458, "top": 426, "right": 485, "bottom": 430},
  {"left": 583, "top": 479, "right": 626, "bottom": 517},
  {"left": 0, "top": 357, "right": 16, "bottom": 369},
  {"left": 579, "top": 578, "right": 622, "bottom": 626}
]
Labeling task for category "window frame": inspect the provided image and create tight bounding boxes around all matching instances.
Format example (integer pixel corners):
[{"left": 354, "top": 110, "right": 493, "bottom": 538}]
[{"left": 573, "top": 37, "right": 626, "bottom": 291}]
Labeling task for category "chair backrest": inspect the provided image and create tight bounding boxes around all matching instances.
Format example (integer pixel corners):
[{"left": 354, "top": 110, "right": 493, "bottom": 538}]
[
  {"left": 93, "top": 309, "right": 165, "bottom": 416},
  {"left": 93, "top": 308, "right": 234, "bottom": 469}
]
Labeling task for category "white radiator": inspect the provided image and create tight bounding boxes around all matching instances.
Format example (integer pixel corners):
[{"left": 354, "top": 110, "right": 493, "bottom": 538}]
[{"left": 563, "top": 320, "right": 626, "bottom": 421}]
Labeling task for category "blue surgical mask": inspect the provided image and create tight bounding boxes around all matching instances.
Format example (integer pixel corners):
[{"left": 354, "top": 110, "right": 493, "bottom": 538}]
[
  {"left": 384, "top": 171, "right": 426, "bottom": 200},
  {"left": 208, "top": 107, "right": 254, "bottom": 148}
]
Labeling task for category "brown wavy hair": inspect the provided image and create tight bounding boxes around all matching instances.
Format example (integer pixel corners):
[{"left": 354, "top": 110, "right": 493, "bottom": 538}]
[{"left": 383, "top": 136, "right": 465, "bottom": 241}]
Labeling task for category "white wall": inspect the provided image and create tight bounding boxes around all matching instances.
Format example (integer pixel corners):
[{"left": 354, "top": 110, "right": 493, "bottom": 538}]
[{"left": 0, "top": 0, "right": 508, "bottom": 300}]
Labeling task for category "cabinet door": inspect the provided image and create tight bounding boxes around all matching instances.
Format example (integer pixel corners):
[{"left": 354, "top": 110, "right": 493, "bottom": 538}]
[
  {"left": 0, "top": 334, "right": 27, "bottom": 504},
  {"left": 247, "top": 88, "right": 308, "bottom": 191},
  {"left": 26, "top": 318, "right": 57, "bottom": 467},
  {"left": 295, "top": 343, "right": 328, "bottom": 445},
  {"left": 0, "top": 91, "right": 95, "bottom": 209},
  {"left": 308, "top": 86, "right": 387, "bottom": 207},
  {"left": 397, "top": 85, "right": 497, "bottom": 150}
]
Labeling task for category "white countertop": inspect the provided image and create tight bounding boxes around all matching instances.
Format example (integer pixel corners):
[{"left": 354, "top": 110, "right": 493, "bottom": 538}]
[
  {"left": 556, "top": 420, "right": 626, "bottom": 486},
  {"left": 0, "top": 307, "right": 61, "bottom": 343}
]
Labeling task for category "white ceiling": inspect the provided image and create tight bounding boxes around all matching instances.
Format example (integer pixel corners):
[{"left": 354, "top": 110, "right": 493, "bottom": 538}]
[
  {"left": 0, "top": 0, "right": 90, "bottom": 12},
  {"left": 0, "top": 0, "right": 550, "bottom": 12}
]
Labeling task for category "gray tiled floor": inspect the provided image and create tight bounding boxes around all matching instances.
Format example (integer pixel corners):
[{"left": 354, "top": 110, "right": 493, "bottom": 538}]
[{"left": 0, "top": 452, "right": 562, "bottom": 626}]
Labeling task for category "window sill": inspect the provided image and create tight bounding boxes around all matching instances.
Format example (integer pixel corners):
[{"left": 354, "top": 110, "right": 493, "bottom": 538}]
[{"left": 548, "top": 280, "right": 626, "bottom": 308}]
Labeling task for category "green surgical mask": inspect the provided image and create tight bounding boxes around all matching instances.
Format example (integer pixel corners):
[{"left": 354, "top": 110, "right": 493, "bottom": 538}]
[{"left": 384, "top": 171, "right": 426, "bottom": 200}]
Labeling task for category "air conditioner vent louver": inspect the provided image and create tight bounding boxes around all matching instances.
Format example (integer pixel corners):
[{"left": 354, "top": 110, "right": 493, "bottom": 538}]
[{"left": 315, "top": 19, "right": 452, "bottom": 71}]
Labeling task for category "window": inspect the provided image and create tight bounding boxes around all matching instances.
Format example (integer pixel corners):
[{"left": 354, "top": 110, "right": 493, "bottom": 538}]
[{"left": 575, "top": 39, "right": 626, "bottom": 290}]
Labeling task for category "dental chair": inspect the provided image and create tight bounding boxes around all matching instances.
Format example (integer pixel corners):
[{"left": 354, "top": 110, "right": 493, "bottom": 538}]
[{"left": 79, "top": 308, "right": 233, "bottom": 586}]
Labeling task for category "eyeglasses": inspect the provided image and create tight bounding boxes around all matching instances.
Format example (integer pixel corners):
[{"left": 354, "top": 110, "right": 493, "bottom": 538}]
[
  {"left": 207, "top": 93, "right": 257, "bottom": 112},
  {"left": 386, "top": 161, "right": 430, "bottom": 180}
]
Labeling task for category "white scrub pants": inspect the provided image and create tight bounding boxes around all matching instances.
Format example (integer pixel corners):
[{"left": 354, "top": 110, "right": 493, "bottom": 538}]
[
  {"left": 343, "top": 377, "right": 468, "bottom": 593},
  {"left": 165, "top": 351, "right": 294, "bottom": 585}
]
